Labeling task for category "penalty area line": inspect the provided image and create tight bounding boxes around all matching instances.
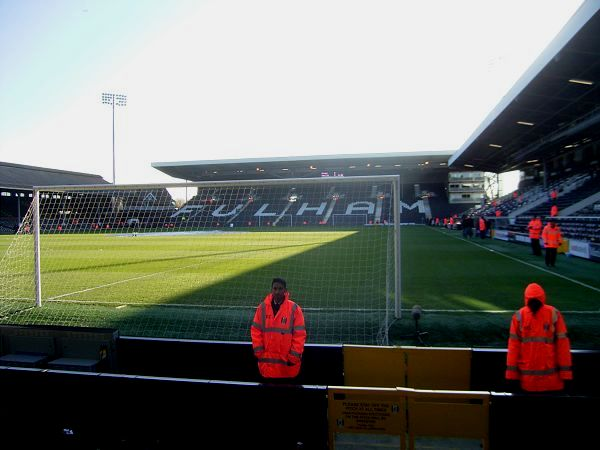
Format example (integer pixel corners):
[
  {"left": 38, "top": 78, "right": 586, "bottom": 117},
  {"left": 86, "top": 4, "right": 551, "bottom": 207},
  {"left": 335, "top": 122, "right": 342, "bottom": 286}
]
[{"left": 46, "top": 262, "right": 209, "bottom": 301}]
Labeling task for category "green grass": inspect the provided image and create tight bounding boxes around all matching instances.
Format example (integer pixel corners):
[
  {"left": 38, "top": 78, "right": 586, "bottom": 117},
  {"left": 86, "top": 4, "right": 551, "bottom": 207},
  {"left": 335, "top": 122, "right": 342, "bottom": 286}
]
[
  {"left": 394, "top": 227, "right": 600, "bottom": 348},
  {"left": 1, "top": 226, "right": 599, "bottom": 348},
  {"left": 0, "top": 227, "right": 391, "bottom": 344}
]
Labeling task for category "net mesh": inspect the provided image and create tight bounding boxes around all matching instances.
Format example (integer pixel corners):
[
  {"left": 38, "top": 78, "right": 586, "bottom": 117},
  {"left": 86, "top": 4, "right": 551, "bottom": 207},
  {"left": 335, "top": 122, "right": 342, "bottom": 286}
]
[{"left": 0, "top": 176, "right": 399, "bottom": 344}]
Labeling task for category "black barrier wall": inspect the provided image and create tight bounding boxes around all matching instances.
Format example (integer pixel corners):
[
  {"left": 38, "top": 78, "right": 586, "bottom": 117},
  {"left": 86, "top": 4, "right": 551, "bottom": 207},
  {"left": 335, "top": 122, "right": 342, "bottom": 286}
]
[
  {"left": 0, "top": 366, "right": 329, "bottom": 450},
  {"left": 3, "top": 328, "right": 600, "bottom": 449},
  {"left": 471, "top": 348, "right": 600, "bottom": 395},
  {"left": 116, "top": 337, "right": 345, "bottom": 386}
]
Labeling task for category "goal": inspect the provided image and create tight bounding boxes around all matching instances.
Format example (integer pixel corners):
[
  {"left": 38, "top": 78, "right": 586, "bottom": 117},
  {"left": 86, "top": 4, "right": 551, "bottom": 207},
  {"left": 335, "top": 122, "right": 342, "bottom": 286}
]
[{"left": 0, "top": 176, "right": 401, "bottom": 345}]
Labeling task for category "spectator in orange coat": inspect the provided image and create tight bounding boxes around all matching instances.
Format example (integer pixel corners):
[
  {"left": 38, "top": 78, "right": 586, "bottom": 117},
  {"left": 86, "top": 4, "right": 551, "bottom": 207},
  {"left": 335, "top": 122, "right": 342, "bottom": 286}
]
[
  {"left": 550, "top": 204, "right": 558, "bottom": 217},
  {"left": 506, "top": 283, "right": 572, "bottom": 392},
  {"left": 542, "top": 220, "right": 562, "bottom": 267}
]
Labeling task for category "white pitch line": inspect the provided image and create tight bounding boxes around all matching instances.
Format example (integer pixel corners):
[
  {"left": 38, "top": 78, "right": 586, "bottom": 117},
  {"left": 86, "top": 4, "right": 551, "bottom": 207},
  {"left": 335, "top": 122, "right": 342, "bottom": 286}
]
[
  {"left": 46, "top": 262, "right": 208, "bottom": 301},
  {"left": 37, "top": 297, "right": 600, "bottom": 314},
  {"left": 409, "top": 308, "right": 600, "bottom": 314},
  {"left": 436, "top": 228, "right": 600, "bottom": 294}
]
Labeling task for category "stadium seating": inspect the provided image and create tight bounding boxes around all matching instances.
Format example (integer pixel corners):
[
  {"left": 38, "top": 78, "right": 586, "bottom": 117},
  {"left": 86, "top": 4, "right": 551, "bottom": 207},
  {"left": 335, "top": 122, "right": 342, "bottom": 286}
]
[{"left": 0, "top": 324, "right": 118, "bottom": 372}]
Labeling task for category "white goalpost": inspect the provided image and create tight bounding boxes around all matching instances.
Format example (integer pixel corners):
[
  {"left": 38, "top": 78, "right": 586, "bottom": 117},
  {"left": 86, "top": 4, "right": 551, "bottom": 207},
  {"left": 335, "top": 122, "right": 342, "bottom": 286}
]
[{"left": 0, "top": 175, "right": 401, "bottom": 345}]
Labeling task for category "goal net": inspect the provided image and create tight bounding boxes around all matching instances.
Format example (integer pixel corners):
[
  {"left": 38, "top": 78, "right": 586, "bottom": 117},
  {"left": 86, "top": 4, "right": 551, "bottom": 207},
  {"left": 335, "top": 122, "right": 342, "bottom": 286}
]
[{"left": 0, "top": 176, "right": 400, "bottom": 345}]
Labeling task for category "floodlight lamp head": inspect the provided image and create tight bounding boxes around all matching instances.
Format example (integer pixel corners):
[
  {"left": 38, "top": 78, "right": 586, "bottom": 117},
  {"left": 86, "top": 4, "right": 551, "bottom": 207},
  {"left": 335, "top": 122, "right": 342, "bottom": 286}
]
[
  {"left": 411, "top": 305, "right": 422, "bottom": 321},
  {"left": 101, "top": 93, "right": 127, "bottom": 106}
]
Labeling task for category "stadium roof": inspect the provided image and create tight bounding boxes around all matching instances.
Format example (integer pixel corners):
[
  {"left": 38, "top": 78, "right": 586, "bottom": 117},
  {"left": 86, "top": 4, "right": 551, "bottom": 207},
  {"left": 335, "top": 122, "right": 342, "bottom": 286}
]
[
  {"left": 152, "top": 151, "right": 454, "bottom": 183},
  {"left": 153, "top": 1, "right": 600, "bottom": 181},
  {"left": 0, "top": 161, "right": 108, "bottom": 190},
  {"left": 449, "top": 1, "right": 600, "bottom": 173}
]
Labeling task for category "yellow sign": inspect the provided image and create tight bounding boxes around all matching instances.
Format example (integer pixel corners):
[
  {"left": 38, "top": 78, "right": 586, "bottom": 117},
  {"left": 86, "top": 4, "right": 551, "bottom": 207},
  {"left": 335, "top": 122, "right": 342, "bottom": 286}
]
[
  {"left": 328, "top": 388, "right": 405, "bottom": 434},
  {"left": 337, "top": 400, "right": 400, "bottom": 432}
]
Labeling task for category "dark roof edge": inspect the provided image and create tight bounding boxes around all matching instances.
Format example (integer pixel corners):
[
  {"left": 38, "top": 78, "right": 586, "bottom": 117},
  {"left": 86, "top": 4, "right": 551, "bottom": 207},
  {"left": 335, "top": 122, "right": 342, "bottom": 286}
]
[
  {"left": 448, "top": 1, "right": 600, "bottom": 168},
  {"left": 152, "top": 150, "right": 454, "bottom": 168},
  {"left": 0, "top": 161, "right": 103, "bottom": 178}
]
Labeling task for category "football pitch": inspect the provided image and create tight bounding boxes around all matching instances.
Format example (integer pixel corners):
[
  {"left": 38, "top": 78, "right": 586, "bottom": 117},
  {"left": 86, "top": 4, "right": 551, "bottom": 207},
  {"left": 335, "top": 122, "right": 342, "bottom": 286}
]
[{"left": 0, "top": 226, "right": 598, "bottom": 348}]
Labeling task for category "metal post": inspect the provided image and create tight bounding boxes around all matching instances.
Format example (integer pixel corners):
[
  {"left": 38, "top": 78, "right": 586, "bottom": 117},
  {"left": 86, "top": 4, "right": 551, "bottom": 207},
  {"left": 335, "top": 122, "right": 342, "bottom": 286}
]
[
  {"left": 393, "top": 175, "right": 401, "bottom": 319},
  {"left": 33, "top": 190, "right": 42, "bottom": 307},
  {"left": 16, "top": 193, "right": 21, "bottom": 226},
  {"left": 112, "top": 99, "right": 116, "bottom": 184},
  {"left": 102, "top": 93, "right": 126, "bottom": 185}
]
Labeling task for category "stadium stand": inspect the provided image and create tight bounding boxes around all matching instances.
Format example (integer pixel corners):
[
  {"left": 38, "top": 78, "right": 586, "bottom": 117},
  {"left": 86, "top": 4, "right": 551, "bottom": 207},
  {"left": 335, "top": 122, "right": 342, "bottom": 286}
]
[
  {"left": 0, "top": 161, "right": 108, "bottom": 232},
  {"left": 2, "top": 3, "right": 600, "bottom": 448}
]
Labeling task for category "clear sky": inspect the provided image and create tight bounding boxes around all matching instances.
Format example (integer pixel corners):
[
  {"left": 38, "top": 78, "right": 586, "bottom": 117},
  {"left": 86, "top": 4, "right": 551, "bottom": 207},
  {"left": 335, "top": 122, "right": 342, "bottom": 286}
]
[{"left": 0, "top": 0, "right": 585, "bottom": 185}]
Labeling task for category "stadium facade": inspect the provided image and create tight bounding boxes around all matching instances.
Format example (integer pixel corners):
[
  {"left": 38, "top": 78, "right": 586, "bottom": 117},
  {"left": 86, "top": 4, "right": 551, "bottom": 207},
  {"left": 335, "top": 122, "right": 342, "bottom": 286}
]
[
  {"left": 149, "top": 2, "right": 600, "bottom": 224},
  {"left": 0, "top": 161, "right": 108, "bottom": 233}
]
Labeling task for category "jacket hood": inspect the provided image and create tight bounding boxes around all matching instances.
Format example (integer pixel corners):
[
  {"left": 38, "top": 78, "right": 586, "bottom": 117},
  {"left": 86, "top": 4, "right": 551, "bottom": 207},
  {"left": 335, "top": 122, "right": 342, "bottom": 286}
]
[{"left": 524, "top": 283, "right": 546, "bottom": 305}]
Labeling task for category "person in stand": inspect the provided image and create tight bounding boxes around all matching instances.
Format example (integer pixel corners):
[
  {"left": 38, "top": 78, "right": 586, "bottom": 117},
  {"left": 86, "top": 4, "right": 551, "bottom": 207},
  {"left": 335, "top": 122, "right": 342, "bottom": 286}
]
[
  {"left": 527, "top": 215, "right": 543, "bottom": 256},
  {"left": 550, "top": 204, "right": 559, "bottom": 217},
  {"left": 506, "top": 282, "right": 572, "bottom": 392},
  {"left": 251, "top": 278, "right": 306, "bottom": 382},
  {"left": 550, "top": 188, "right": 558, "bottom": 204},
  {"left": 542, "top": 219, "right": 563, "bottom": 267}
]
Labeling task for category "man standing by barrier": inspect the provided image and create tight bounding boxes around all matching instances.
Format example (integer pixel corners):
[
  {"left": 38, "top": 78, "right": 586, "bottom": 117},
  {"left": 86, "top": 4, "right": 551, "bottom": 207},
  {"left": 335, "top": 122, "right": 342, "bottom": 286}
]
[
  {"left": 251, "top": 278, "right": 306, "bottom": 382},
  {"left": 542, "top": 219, "right": 563, "bottom": 267},
  {"left": 527, "top": 215, "right": 543, "bottom": 256},
  {"left": 506, "top": 282, "right": 572, "bottom": 392}
]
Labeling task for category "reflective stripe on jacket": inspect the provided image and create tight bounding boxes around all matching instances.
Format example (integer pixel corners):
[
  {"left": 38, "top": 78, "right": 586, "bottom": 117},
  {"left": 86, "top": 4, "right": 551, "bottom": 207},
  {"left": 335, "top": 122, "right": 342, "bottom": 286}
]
[
  {"left": 251, "top": 292, "right": 306, "bottom": 378},
  {"left": 506, "top": 304, "right": 572, "bottom": 391}
]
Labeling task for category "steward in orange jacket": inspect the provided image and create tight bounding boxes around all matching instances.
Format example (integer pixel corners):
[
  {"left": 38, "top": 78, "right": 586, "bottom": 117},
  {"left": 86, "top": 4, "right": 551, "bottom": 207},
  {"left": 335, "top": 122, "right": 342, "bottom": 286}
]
[
  {"left": 478, "top": 217, "right": 487, "bottom": 239},
  {"left": 542, "top": 220, "right": 563, "bottom": 267},
  {"left": 527, "top": 216, "right": 543, "bottom": 256},
  {"left": 251, "top": 278, "right": 306, "bottom": 379},
  {"left": 506, "top": 283, "right": 572, "bottom": 392}
]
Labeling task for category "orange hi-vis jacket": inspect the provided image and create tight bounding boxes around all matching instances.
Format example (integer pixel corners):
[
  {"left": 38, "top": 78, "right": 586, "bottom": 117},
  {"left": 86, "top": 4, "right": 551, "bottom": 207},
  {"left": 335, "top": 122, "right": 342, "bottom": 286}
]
[
  {"left": 506, "top": 283, "right": 572, "bottom": 391},
  {"left": 251, "top": 292, "right": 306, "bottom": 378},
  {"left": 528, "top": 218, "right": 542, "bottom": 239},
  {"left": 542, "top": 224, "right": 562, "bottom": 248},
  {"left": 479, "top": 218, "right": 486, "bottom": 231}
]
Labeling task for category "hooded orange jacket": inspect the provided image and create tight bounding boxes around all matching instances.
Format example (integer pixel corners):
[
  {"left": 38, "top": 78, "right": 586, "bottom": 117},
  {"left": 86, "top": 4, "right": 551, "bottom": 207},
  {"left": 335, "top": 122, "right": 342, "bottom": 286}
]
[
  {"left": 251, "top": 292, "right": 306, "bottom": 379},
  {"left": 506, "top": 283, "right": 572, "bottom": 391}
]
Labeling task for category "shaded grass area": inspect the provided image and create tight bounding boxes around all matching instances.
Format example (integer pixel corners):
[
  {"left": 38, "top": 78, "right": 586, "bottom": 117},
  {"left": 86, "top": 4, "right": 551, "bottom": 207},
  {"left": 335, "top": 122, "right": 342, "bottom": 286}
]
[
  {"left": 389, "top": 311, "right": 600, "bottom": 349},
  {"left": 2, "top": 301, "right": 383, "bottom": 344}
]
